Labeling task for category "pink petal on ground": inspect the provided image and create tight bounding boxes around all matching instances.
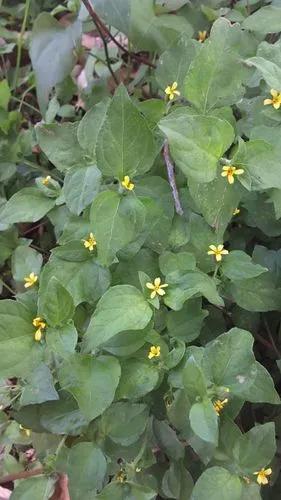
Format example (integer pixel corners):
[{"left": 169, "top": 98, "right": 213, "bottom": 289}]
[{"left": 0, "top": 486, "right": 11, "bottom": 500}]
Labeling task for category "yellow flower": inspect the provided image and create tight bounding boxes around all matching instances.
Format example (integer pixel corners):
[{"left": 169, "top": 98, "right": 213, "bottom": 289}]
[
  {"left": 207, "top": 244, "right": 229, "bottom": 262},
  {"left": 24, "top": 272, "right": 38, "bottom": 288},
  {"left": 116, "top": 470, "right": 127, "bottom": 483},
  {"left": 121, "top": 175, "right": 134, "bottom": 191},
  {"left": 213, "top": 398, "right": 228, "bottom": 416},
  {"left": 32, "top": 317, "right": 46, "bottom": 342},
  {"left": 233, "top": 208, "right": 240, "bottom": 216},
  {"left": 42, "top": 175, "right": 51, "bottom": 185},
  {"left": 254, "top": 467, "right": 272, "bottom": 486},
  {"left": 221, "top": 165, "right": 244, "bottom": 184},
  {"left": 146, "top": 277, "right": 168, "bottom": 299},
  {"left": 19, "top": 424, "right": 31, "bottom": 437},
  {"left": 83, "top": 232, "right": 97, "bottom": 251},
  {"left": 148, "top": 345, "right": 161, "bottom": 359},
  {"left": 264, "top": 89, "right": 281, "bottom": 110},
  {"left": 198, "top": 30, "right": 207, "bottom": 42},
  {"left": 165, "top": 81, "right": 180, "bottom": 101}
]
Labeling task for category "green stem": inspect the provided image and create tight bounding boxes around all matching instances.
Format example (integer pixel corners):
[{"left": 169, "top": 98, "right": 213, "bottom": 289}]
[
  {"left": 213, "top": 264, "right": 219, "bottom": 279},
  {"left": 13, "top": 0, "right": 31, "bottom": 90},
  {"left": 0, "top": 278, "right": 15, "bottom": 295},
  {"left": 11, "top": 95, "right": 40, "bottom": 115}
]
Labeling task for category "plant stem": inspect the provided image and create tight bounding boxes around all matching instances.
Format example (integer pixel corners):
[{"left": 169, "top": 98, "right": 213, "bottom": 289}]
[
  {"left": 11, "top": 95, "right": 40, "bottom": 115},
  {"left": 0, "top": 467, "right": 44, "bottom": 485},
  {"left": 81, "top": 0, "right": 156, "bottom": 68},
  {"left": 0, "top": 278, "right": 15, "bottom": 295},
  {"left": 163, "top": 139, "right": 184, "bottom": 216},
  {"left": 89, "top": 13, "right": 119, "bottom": 85},
  {"left": 13, "top": 0, "right": 31, "bottom": 90}
]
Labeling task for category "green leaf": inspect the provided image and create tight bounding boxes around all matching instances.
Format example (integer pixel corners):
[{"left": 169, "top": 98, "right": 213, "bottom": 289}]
[
  {"left": 167, "top": 299, "right": 208, "bottom": 342},
  {"left": 30, "top": 13, "right": 81, "bottom": 113},
  {"left": 39, "top": 393, "right": 88, "bottom": 435},
  {"left": 63, "top": 165, "right": 101, "bottom": 215},
  {"left": 159, "top": 109, "right": 234, "bottom": 183},
  {"left": 116, "top": 359, "right": 159, "bottom": 399},
  {"left": 232, "top": 139, "right": 281, "bottom": 191},
  {"left": 156, "top": 36, "right": 200, "bottom": 91},
  {"left": 10, "top": 476, "right": 55, "bottom": 500},
  {"left": 96, "top": 85, "right": 157, "bottom": 178},
  {"left": 191, "top": 467, "right": 242, "bottom": 500},
  {"left": 0, "top": 79, "right": 11, "bottom": 110},
  {"left": 36, "top": 122, "right": 86, "bottom": 171},
  {"left": 46, "top": 323, "right": 78, "bottom": 358},
  {"left": 38, "top": 276, "right": 74, "bottom": 327},
  {"left": 189, "top": 399, "right": 218, "bottom": 445},
  {"left": 246, "top": 56, "right": 281, "bottom": 90},
  {"left": 184, "top": 18, "right": 245, "bottom": 112},
  {"left": 58, "top": 354, "right": 121, "bottom": 420},
  {"left": 159, "top": 251, "right": 196, "bottom": 276},
  {"left": 96, "top": 481, "right": 156, "bottom": 500},
  {"left": 162, "top": 461, "right": 193, "bottom": 500},
  {"left": 221, "top": 250, "right": 267, "bottom": 281},
  {"left": 0, "top": 300, "right": 42, "bottom": 378},
  {"left": 242, "top": 6, "right": 281, "bottom": 34},
  {"left": 39, "top": 255, "right": 110, "bottom": 306},
  {"left": 228, "top": 274, "right": 281, "bottom": 312},
  {"left": 153, "top": 419, "right": 185, "bottom": 460},
  {"left": 188, "top": 173, "right": 243, "bottom": 236},
  {"left": 91, "top": 191, "right": 146, "bottom": 266},
  {"left": 182, "top": 356, "right": 208, "bottom": 401},
  {"left": 164, "top": 271, "right": 224, "bottom": 310},
  {"left": 202, "top": 328, "right": 280, "bottom": 403},
  {"left": 11, "top": 246, "right": 42, "bottom": 282},
  {"left": 233, "top": 422, "right": 276, "bottom": 473},
  {"left": 100, "top": 402, "right": 149, "bottom": 445},
  {"left": 20, "top": 363, "right": 59, "bottom": 406},
  {"left": 0, "top": 188, "right": 56, "bottom": 224},
  {"left": 77, "top": 100, "right": 109, "bottom": 159},
  {"left": 83, "top": 285, "right": 152, "bottom": 351},
  {"left": 56, "top": 442, "right": 107, "bottom": 499}
]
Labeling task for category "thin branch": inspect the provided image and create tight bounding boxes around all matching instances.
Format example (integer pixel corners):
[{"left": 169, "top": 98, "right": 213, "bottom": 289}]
[
  {"left": 13, "top": 0, "right": 31, "bottom": 90},
  {"left": 88, "top": 11, "right": 119, "bottom": 85},
  {"left": 0, "top": 467, "right": 44, "bottom": 484},
  {"left": 0, "top": 278, "right": 15, "bottom": 295},
  {"left": 163, "top": 139, "right": 184, "bottom": 216},
  {"left": 81, "top": 0, "right": 156, "bottom": 69}
]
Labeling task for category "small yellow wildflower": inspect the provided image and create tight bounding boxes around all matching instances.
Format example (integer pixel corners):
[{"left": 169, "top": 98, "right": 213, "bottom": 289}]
[
  {"left": 213, "top": 398, "right": 228, "bottom": 416},
  {"left": 148, "top": 345, "right": 161, "bottom": 359},
  {"left": 165, "top": 81, "right": 180, "bottom": 101},
  {"left": 198, "top": 30, "right": 207, "bottom": 42},
  {"left": 146, "top": 277, "right": 168, "bottom": 299},
  {"left": 121, "top": 175, "right": 134, "bottom": 191},
  {"left": 233, "top": 208, "right": 240, "bottom": 216},
  {"left": 19, "top": 424, "right": 31, "bottom": 437},
  {"left": 254, "top": 467, "right": 272, "bottom": 486},
  {"left": 32, "top": 317, "right": 46, "bottom": 342},
  {"left": 264, "top": 89, "right": 281, "bottom": 110},
  {"left": 208, "top": 244, "right": 229, "bottom": 262},
  {"left": 83, "top": 232, "right": 97, "bottom": 251},
  {"left": 24, "top": 272, "right": 38, "bottom": 288},
  {"left": 42, "top": 175, "right": 51, "bottom": 185},
  {"left": 221, "top": 165, "right": 244, "bottom": 184},
  {"left": 116, "top": 470, "right": 127, "bottom": 483}
]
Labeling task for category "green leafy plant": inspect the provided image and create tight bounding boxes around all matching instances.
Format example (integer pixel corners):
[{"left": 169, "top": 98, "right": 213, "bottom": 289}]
[{"left": 1, "top": 1, "right": 281, "bottom": 499}]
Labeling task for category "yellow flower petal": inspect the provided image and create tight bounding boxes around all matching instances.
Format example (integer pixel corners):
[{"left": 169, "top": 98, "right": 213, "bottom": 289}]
[
  {"left": 154, "top": 277, "right": 161, "bottom": 287},
  {"left": 146, "top": 282, "right": 155, "bottom": 290},
  {"left": 228, "top": 174, "right": 235, "bottom": 184},
  {"left": 220, "top": 249, "right": 229, "bottom": 255},
  {"left": 235, "top": 168, "right": 244, "bottom": 175},
  {"left": 157, "top": 288, "right": 166, "bottom": 296},
  {"left": 273, "top": 101, "right": 280, "bottom": 109},
  {"left": 217, "top": 244, "right": 224, "bottom": 251},
  {"left": 271, "top": 89, "right": 278, "bottom": 98},
  {"left": 150, "top": 290, "right": 156, "bottom": 299},
  {"left": 209, "top": 245, "right": 217, "bottom": 251},
  {"left": 264, "top": 98, "right": 273, "bottom": 106},
  {"left": 171, "top": 82, "right": 178, "bottom": 90},
  {"left": 215, "top": 253, "right": 222, "bottom": 262}
]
